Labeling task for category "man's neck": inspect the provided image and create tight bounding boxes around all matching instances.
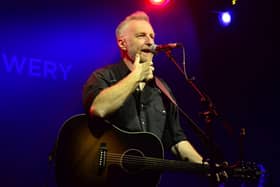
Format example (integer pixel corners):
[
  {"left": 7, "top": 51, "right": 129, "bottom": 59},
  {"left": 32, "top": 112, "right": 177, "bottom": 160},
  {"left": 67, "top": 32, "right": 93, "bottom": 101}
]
[{"left": 123, "top": 58, "right": 134, "bottom": 71}]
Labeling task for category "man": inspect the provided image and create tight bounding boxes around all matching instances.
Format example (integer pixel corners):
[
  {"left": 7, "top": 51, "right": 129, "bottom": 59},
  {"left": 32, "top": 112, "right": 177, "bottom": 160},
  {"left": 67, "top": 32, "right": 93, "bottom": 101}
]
[{"left": 82, "top": 10, "right": 204, "bottom": 186}]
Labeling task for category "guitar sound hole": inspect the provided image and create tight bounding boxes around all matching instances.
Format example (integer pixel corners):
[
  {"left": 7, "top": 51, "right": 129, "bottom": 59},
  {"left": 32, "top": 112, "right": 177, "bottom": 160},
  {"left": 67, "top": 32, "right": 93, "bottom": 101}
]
[{"left": 121, "top": 149, "right": 145, "bottom": 173}]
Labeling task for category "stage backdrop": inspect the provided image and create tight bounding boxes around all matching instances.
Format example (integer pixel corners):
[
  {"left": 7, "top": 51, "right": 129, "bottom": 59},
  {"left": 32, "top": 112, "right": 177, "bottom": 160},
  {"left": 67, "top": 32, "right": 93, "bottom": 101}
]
[{"left": 0, "top": 0, "right": 275, "bottom": 187}]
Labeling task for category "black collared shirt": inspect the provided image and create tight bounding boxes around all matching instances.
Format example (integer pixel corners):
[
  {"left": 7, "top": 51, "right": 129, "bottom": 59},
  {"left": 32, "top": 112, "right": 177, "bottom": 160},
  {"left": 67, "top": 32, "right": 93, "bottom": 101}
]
[{"left": 83, "top": 61, "right": 186, "bottom": 149}]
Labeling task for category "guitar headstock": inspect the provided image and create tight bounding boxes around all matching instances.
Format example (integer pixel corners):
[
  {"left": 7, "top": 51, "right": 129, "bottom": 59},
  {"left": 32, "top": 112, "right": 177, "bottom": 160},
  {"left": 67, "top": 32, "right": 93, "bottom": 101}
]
[{"left": 226, "top": 161, "right": 265, "bottom": 181}]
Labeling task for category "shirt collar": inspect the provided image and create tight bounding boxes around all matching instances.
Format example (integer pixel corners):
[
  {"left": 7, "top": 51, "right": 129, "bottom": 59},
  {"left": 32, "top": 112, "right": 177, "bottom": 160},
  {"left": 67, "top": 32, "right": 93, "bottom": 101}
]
[{"left": 117, "top": 60, "right": 131, "bottom": 79}]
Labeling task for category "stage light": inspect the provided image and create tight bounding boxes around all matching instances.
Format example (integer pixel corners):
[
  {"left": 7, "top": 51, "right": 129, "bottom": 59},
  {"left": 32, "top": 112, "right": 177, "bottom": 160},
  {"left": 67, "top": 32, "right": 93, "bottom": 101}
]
[
  {"left": 148, "top": 0, "right": 170, "bottom": 7},
  {"left": 218, "top": 11, "right": 232, "bottom": 27},
  {"left": 232, "top": 0, "right": 237, "bottom": 5}
]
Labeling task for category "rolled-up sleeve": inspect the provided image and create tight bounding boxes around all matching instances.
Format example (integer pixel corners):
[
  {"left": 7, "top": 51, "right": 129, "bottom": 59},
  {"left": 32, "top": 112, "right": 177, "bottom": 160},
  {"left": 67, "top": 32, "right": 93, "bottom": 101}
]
[
  {"left": 82, "top": 69, "right": 110, "bottom": 114},
  {"left": 161, "top": 80, "right": 187, "bottom": 149}
]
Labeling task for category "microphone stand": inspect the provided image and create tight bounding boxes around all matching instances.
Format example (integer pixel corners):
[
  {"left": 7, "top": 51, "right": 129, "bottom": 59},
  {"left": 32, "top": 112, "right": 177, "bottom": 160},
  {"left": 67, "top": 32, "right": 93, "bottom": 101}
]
[{"left": 164, "top": 50, "right": 223, "bottom": 186}]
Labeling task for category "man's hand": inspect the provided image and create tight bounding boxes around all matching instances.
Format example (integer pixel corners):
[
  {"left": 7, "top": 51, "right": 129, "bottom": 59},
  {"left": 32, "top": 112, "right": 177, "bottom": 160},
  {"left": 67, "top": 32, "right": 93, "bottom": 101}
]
[
  {"left": 207, "top": 161, "right": 229, "bottom": 183},
  {"left": 132, "top": 53, "right": 154, "bottom": 82},
  {"left": 171, "top": 140, "right": 203, "bottom": 164}
]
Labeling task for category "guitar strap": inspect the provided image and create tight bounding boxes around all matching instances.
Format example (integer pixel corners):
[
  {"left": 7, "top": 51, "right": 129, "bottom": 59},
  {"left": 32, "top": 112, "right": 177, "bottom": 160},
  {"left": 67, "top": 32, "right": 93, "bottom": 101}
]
[{"left": 155, "top": 77, "right": 177, "bottom": 107}]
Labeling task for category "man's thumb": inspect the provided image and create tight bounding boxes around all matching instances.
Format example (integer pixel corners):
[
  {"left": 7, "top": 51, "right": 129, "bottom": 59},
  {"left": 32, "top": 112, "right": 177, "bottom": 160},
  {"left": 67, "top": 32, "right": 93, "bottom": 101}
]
[{"left": 134, "top": 53, "right": 140, "bottom": 64}]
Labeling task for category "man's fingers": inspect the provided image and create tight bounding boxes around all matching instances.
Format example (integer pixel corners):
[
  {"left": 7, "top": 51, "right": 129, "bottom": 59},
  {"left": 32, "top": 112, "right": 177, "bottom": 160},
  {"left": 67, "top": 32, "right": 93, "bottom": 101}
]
[{"left": 134, "top": 53, "right": 141, "bottom": 64}]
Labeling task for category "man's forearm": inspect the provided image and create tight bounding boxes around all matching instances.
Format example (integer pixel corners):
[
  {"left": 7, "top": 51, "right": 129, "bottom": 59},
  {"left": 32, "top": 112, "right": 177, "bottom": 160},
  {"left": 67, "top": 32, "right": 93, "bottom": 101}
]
[
  {"left": 89, "top": 71, "right": 140, "bottom": 118},
  {"left": 172, "top": 140, "right": 203, "bottom": 164}
]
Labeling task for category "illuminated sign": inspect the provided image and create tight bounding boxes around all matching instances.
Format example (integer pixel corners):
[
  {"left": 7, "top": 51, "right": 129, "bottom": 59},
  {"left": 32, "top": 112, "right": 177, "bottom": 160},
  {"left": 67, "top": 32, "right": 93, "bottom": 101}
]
[{"left": 1, "top": 51, "right": 72, "bottom": 81}]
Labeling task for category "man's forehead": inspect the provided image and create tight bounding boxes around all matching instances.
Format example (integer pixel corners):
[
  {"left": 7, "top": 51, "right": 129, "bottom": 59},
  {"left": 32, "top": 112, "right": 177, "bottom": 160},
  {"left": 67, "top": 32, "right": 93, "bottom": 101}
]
[{"left": 126, "top": 20, "right": 154, "bottom": 33}]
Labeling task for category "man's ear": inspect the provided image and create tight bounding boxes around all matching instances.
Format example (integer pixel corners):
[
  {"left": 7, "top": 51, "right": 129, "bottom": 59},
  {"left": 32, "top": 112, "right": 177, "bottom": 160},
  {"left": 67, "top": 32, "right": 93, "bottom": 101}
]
[{"left": 118, "top": 39, "right": 127, "bottom": 50}]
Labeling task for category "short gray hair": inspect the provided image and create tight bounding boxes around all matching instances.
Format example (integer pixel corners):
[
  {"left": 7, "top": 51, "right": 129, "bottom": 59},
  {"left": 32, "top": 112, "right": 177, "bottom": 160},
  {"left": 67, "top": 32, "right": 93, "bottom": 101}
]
[{"left": 115, "top": 11, "right": 150, "bottom": 40}]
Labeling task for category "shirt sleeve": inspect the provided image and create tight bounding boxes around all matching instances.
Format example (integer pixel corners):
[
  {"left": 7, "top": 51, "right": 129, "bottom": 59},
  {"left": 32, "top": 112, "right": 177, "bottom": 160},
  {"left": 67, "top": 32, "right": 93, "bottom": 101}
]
[
  {"left": 82, "top": 68, "right": 111, "bottom": 114},
  {"left": 160, "top": 79, "right": 187, "bottom": 149},
  {"left": 167, "top": 99, "right": 187, "bottom": 144}
]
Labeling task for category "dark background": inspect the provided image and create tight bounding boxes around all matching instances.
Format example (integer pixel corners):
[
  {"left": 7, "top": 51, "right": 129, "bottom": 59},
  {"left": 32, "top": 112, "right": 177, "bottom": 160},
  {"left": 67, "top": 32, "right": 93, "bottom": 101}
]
[{"left": 0, "top": 0, "right": 275, "bottom": 186}]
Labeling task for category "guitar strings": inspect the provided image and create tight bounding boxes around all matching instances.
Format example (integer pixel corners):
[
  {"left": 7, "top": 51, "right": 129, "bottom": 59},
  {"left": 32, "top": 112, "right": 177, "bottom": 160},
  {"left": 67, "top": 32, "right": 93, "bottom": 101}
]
[
  {"left": 103, "top": 153, "right": 258, "bottom": 178},
  {"left": 104, "top": 152, "right": 200, "bottom": 170}
]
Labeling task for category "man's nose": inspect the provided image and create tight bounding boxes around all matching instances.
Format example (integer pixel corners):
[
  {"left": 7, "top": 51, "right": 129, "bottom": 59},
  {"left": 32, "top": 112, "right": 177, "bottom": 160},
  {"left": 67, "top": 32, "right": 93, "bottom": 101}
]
[{"left": 145, "top": 36, "right": 154, "bottom": 45}]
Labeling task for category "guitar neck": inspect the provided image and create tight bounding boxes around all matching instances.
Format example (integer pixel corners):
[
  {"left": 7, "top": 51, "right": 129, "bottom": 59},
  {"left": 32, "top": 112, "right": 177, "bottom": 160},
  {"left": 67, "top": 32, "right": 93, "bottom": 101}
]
[{"left": 143, "top": 157, "right": 209, "bottom": 174}]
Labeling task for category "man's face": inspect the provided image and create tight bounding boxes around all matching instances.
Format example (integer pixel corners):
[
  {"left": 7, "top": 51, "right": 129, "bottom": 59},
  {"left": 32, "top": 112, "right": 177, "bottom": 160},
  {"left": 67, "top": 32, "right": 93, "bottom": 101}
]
[{"left": 121, "top": 20, "right": 155, "bottom": 63}]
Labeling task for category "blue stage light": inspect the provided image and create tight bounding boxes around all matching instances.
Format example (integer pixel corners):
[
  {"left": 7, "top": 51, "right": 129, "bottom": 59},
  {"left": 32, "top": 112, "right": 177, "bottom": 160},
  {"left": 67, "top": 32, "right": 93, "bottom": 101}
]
[{"left": 219, "top": 11, "right": 232, "bottom": 27}]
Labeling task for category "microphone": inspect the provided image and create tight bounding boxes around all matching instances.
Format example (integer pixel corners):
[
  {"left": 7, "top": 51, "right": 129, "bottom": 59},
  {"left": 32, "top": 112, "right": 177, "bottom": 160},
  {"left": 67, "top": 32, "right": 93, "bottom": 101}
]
[{"left": 142, "top": 43, "right": 183, "bottom": 54}]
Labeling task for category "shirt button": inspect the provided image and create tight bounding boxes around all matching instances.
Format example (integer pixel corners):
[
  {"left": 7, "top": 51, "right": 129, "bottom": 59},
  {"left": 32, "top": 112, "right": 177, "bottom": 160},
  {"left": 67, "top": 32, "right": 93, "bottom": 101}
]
[
  {"left": 162, "top": 110, "right": 166, "bottom": 114},
  {"left": 141, "top": 121, "right": 145, "bottom": 125}
]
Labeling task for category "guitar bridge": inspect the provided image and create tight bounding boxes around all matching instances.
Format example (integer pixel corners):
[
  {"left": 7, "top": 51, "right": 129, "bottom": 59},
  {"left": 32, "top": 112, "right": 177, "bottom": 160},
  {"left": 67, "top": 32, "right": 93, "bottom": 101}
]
[{"left": 98, "top": 143, "right": 107, "bottom": 175}]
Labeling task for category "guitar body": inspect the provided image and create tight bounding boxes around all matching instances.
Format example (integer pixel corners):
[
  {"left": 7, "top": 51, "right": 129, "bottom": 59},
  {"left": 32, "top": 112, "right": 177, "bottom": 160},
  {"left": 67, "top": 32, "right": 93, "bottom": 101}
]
[{"left": 55, "top": 114, "right": 164, "bottom": 187}]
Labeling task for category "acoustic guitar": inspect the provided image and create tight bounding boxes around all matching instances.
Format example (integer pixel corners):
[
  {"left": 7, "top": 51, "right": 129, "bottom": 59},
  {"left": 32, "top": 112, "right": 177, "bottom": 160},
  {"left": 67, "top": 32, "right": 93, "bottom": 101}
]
[{"left": 54, "top": 114, "right": 262, "bottom": 187}]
